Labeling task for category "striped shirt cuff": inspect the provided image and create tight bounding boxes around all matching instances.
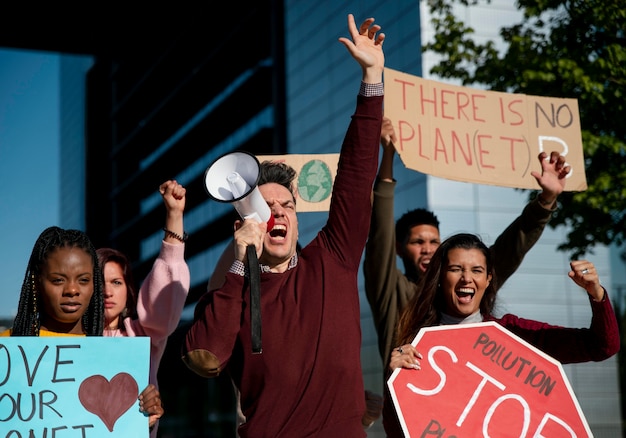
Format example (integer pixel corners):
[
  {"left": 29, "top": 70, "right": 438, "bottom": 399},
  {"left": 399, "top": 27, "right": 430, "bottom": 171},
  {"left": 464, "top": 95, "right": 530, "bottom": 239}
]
[
  {"left": 229, "top": 260, "right": 246, "bottom": 277},
  {"left": 360, "top": 82, "right": 384, "bottom": 97}
]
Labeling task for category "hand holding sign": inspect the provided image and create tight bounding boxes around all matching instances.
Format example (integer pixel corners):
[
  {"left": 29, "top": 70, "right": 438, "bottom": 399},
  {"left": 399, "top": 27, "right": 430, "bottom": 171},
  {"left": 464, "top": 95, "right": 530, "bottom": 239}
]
[{"left": 526, "top": 150, "right": 571, "bottom": 207}]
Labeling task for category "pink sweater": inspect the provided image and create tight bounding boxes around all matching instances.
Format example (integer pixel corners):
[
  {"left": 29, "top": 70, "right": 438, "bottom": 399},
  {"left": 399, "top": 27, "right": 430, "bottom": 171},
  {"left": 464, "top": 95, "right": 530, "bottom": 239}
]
[
  {"left": 105, "top": 240, "right": 190, "bottom": 386},
  {"left": 104, "top": 241, "right": 190, "bottom": 438}
]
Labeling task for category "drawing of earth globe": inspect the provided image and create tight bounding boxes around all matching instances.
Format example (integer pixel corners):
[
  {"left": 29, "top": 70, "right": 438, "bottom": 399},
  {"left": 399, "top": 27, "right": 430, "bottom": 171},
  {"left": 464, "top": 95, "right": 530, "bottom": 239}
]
[{"left": 297, "top": 159, "right": 333, "bottom": 203}]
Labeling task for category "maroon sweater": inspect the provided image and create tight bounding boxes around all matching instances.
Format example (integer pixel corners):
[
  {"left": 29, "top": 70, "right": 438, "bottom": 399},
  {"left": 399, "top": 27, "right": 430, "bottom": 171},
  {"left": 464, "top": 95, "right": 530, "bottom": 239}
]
[
  {"left": 184, "top": 94, "right": 382, "bottom": 437},
  {"left": 382, "top": 294, "right": 620, "bottom": 437}
]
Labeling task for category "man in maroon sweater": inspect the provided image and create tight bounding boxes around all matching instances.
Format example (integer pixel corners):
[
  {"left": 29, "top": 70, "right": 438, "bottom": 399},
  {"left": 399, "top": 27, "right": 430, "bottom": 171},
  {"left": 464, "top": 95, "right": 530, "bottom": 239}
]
[{"left": 183, "top": 14, "right": 385, "bottom": 437}]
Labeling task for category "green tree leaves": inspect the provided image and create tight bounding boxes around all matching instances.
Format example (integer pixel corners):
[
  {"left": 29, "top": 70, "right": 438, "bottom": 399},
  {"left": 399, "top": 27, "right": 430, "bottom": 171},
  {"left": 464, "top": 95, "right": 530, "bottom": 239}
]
[{"left": 423, "top": 0, "right": 625, "bottom": 258}]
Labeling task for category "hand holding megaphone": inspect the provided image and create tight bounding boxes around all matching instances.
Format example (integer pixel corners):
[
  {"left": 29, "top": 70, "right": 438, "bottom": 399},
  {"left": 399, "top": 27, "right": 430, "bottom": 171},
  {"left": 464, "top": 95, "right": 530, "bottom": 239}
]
[
  {"left": 204, "top": 150, "right": 269, "bottom": 354},
  {"left": 204, "top": 151, "right": 275, "bottom": 230}
]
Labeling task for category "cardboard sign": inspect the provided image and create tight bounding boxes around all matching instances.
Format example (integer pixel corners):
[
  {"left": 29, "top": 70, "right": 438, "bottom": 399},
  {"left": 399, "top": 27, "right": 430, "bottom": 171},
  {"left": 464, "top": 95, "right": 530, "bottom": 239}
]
[
  {"left": 0, "top": 337, "right": 150, "bottom": 437},
  {"left": 256, "top": 154, "right": 339, "bottom": 212},
  {"left": 387, "top": 322, "right": 592, "bottom": 437},
  {"left": 384, "top": 67, "right": 588, "bottom": 191}
]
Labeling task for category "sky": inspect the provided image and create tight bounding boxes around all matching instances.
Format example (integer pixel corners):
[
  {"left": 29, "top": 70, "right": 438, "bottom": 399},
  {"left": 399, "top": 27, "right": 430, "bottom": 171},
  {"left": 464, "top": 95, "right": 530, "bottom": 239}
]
[{"left": 0, "top": 48, "right": 60, "bottom": 320}]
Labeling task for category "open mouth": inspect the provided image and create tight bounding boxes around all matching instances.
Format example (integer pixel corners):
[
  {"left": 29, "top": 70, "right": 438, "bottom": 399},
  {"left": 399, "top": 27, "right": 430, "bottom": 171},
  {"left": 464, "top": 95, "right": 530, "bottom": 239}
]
[
  {"left": 269, "top": 224, "right": 287, "bottom": 239},
  {"left": 456, "top": 288, "right": 475, "bottom": 304}
]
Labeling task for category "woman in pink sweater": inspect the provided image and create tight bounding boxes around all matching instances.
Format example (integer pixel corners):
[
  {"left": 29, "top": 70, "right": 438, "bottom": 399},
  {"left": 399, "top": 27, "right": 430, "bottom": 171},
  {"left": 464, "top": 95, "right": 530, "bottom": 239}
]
[{"left": 98, "top": 179, "right": 190, "bottom": 436}]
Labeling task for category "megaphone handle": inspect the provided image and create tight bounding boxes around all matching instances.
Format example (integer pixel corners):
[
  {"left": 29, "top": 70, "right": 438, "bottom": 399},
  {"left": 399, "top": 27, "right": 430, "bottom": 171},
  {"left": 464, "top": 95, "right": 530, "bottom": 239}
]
[{"left": 247, "top": 244, "right": 262, "bottom": 354}]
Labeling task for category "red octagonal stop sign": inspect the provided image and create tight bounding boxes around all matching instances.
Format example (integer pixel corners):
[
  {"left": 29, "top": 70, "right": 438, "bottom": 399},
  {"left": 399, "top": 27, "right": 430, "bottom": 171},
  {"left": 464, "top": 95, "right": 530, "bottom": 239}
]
[{"left": 387, "top": 321, "right": 592, "bottom": 437}]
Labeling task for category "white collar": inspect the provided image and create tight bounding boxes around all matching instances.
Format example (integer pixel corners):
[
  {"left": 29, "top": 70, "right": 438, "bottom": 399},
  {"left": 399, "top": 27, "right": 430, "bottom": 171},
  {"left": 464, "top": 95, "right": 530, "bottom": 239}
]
[{"left": 440, "top": 310, "right": 482, "bottom": 325}]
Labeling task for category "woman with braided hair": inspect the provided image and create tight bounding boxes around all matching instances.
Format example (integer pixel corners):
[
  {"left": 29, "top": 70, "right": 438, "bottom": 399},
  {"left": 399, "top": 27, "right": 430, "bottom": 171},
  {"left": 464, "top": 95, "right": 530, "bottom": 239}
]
[
  {"left": 8, "top": 226, "right": 104, "bottom": 336},
  {"left": 1, "top": 225, "right": 164, "bottom": 430}
]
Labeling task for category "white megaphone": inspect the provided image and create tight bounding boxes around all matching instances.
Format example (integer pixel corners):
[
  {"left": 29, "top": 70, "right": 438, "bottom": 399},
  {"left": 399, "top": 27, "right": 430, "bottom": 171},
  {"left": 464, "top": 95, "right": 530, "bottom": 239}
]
[{"left": 204, "top": 151, "right": 275, "bottom": 230}]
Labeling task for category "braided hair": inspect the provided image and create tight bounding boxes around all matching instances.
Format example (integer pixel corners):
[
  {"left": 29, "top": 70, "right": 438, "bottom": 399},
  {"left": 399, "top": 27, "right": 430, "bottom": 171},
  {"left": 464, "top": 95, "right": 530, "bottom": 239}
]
[{"left": 11, "top": 226, "right": 104, "bottom": 336}]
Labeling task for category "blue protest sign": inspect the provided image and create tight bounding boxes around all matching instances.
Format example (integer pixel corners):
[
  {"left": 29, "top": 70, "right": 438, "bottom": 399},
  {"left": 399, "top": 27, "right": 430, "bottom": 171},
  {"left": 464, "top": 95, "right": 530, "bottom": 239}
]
[{"left": 0, "top": 337, "right": 150, "bottom": 437}]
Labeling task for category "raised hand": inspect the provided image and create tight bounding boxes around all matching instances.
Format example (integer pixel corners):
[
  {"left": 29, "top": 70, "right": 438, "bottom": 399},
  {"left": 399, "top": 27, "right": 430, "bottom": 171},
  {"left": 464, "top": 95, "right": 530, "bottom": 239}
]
[
  {"left": 381, "top": 117, "right": 397, "bottom": 150},
  {"left": 530, "top": 151, "right": 571, "bottom": 206},
  {"left": 569, "top": 260, "right": 605, "bottom": 301},
  {"left": 338, "top": 14, "right": 385, "bottom": 84},
  {"left": 159, "top": 179, "right": 186, "bottom": 214}
]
